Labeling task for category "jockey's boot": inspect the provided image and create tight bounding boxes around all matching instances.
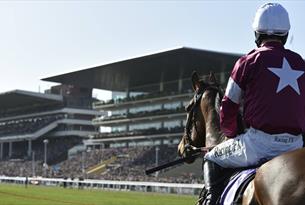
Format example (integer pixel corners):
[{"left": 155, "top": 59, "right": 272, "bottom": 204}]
[{"left": 203, "top": 159, "right": 226, "bottom": 205}]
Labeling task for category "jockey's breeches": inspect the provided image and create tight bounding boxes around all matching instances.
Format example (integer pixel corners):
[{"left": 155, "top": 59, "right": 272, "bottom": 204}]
[{"left": 204, "top": 127, "right": 304, "bottom": 168}]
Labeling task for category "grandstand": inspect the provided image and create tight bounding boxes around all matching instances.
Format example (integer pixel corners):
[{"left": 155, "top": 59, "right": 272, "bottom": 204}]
[
  {"left": 0, "top": 86, "right": 99, "bottom": 167},
  {"left": 0, "top": 47, "right": 241, "bottom": 185},
  {"left": 40, "top": 47, "right": 241, "bottom": 182},
  {"left": 43, "top": 47, "right": 240, "bottom": 148}
]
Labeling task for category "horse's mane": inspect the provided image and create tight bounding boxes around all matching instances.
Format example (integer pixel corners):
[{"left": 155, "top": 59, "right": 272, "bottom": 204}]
[
  {"left": 206, "top": 84, "right": 227, "bottom": 144},
  {"left": 201, "top": 81, "right": 244, "bottom": 144}
]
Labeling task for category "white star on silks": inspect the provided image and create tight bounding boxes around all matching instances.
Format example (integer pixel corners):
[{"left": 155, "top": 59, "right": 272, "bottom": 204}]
[{"left": 268, "top": 57, "right": 304, "bottom": 95}]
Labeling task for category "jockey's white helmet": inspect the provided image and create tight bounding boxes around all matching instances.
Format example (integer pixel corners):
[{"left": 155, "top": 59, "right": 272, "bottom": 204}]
[{"left": 252, "top": 3, "right": 290, "bottom": 36}]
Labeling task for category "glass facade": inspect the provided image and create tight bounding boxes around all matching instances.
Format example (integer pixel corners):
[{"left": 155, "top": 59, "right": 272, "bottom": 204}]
[
  {"left": 93, "top": 87, "right": 195, "bottom": 146},
  {"left": 163, "top": 101, "right": 181, "bottom": 110},
  {"left": 164, "top": 120, "right": 181, "bottom": 129},
  {"left": 129, "top": 122, "right": 162, "bottom": 131},
  {"left": 129, "top": 104, "right": 162, "bottom": 114}
]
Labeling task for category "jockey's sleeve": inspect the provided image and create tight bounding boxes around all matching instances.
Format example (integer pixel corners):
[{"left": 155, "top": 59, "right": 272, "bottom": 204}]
[{"left": 220, "top": 56, "right": 247, "bottom": 138}]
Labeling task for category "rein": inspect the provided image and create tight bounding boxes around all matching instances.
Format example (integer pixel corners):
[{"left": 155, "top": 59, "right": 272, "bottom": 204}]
[{"left": 184, "top": 90, "right": 203, "bottom": 142}]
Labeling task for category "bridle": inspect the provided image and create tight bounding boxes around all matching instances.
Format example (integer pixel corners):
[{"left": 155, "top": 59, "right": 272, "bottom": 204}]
[{"left": 184, "top": 83, "right": 223, "bottom": 146}]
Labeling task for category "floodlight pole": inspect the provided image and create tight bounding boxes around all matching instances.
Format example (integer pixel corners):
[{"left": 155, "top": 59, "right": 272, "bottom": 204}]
[
  {"left": 155, "top": 146, "right": 159, "bottom": 177},
  {"left": 155, "top": 146, "right": 159, "bottom": 166},
  {"left": 81, "top": 150, "right": 85, "bottom": 178},
  {"left": 43, "top": 139, "right": 49, "bottom": 177},
  {"left": 32, "top": 151, "right": 36, "bottom": 177}
]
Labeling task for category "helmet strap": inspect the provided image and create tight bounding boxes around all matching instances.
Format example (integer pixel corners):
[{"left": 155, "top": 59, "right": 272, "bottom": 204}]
[{"left": 254, "top": 32, "right": 288, "bottom": 47}]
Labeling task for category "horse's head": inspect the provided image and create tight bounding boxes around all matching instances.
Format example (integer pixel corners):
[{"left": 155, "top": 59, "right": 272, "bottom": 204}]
[{"left": 178, "top": 71, "right": 225, "bottom": 159}]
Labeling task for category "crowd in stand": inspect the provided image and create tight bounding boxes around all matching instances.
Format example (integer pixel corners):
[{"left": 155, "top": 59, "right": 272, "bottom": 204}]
[
  {"left": 55, "top": 144, "right": 200, "bottom": 183},
  {"left": 0, "top": 144, "right": 201, "bottom": 184},
  {"left": 0, "top": 160, "right": 45, "bottom": 177}
]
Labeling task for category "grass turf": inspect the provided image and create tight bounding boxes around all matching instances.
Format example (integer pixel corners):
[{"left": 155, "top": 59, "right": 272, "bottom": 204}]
[{"left": 0, "top": 183, "right": 197, "bottom": 205}]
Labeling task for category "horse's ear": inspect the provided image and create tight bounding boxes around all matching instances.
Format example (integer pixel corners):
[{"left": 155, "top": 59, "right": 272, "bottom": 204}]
[
  {"left": 191, "top": 71, "right": 200, "bottom": 91},
  {"left": 209, "top": 72, "right": 218, "bottom": 85}
]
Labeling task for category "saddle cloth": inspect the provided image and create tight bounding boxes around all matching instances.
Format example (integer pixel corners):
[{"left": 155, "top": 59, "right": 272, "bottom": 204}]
[{"left": 220, "top": 169, "right": 256, "bottom": 205}]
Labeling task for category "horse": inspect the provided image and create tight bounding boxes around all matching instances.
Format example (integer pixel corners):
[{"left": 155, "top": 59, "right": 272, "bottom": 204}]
[{"left": 178, "top": 71, "right": 305, "bottom": 205}]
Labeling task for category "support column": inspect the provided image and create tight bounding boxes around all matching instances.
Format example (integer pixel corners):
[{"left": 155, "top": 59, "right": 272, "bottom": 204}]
[
  {"left": 178, "top": 78, "right": 183, "bottom": 93},
  {"left": 155, "top": 146, "right": 159, "bottom": 177},
  {"left": 28, "top": 139, "right": 32, "bottom": 158},
  {"left": 124, "top": 88, "right": 130, "bottom": 133},
  {"left": 178, "top": 60, "right": 184, "bottom": 93},
  {"left": 159, "top": 82, "right": 164, "bottom": 92},
  {"left": 0, "top": 142, "right": 3, "bottom": 160},
  {"left": 180, "top": 119, "right": 184, "bottom": 127},
  {"left": 161, "top": 121, "right": 165, "bottom": 129},
  {"left": 32, "top": 151, "right": 36, "bottom": 177},
  {"left": 125, "top": 88, "right": 130, "bottom": 98},
  {"left": 161, "top": 103, "right": 165, "bottom": 129},
  {"left": 125, "top": 88, "right": 130, "bottom": 123},
  {"left": 159, "top": 72, "right": 164, "bottom": 92},
  {"left": 8, "top": 141, "right": 13, "bottom": 158}
]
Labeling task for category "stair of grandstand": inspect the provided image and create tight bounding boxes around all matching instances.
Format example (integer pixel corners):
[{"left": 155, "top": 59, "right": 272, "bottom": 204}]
[
  {"left": 86, "top": 156, "right": 117, "bottom": 175},
  {"left": 0, "top": 121, "right": 59, "bottom": 142},
  {"left": 0, "top": 115, "right": 64, "bottom": 140}
]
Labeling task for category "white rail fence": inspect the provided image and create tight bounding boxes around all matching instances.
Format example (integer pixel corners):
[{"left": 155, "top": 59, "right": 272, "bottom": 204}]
[{"left": 0, "top": 176, "right": 203, "bottom": 195}]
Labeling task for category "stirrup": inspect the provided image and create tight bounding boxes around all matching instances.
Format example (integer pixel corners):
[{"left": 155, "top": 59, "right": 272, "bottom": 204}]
[
  {"left": 195, "top": 186, "right": 207, "bottom": 205},
  {"left": 202, "top": 193, "right": 218, "bottom": 205}
]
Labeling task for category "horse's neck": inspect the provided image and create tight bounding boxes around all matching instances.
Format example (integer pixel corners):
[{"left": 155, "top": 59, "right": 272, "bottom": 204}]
[
  {"left": 199, "top": 88, "right": 244, "bottom": 147},
  {"left": 203, "top": 89, "right": 226, "bottom": 147},
  {"left": 204, "top": 93, "right": 244, "bottom": 147},
  {"left": 204, "top": 108, "right": 225, "bottom": 147}
]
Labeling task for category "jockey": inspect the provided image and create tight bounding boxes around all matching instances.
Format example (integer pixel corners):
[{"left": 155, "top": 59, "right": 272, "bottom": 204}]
[{"left": 203, "top": 3, "right": 305, "bottom": 205}]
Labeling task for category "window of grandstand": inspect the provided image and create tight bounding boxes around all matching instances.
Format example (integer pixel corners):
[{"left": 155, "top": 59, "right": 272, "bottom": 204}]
[
  {"left": 109, "top": 142, "right": 127, "bottom": 148},
  {"left": 163, "top": 120, "right": 181, "bottom": 129},
  {"left": 129, "top": 104, "right": 162, "bottom": 114},
  {"left": 129, "top": 91, "right": 145, "bottom": 98},
  {"left": 182, "top": 100, "right": 191, "bottom": 107},
  {"left": 95, "top": 89, "right": 193, "bottom": 107},
  {"left": 126, "top": 140, "right": 161, "bottom": 147},
  {"left": 92, "top": 89, "right": 112, "bottom": 101},
  {"left": 110, "top": 109, "right": 127, "bottom": 117},
  {"left": 129, "top": 122, "right": 161, "bottom": 131},
  {"left": 163, "top": 101, "right": 181, "bottom": 110},
  {"left": 112, "top": 91, "right": 127, "bottom": 102},
  {"left": 182, "top": 119, "right": 187, "bottom": 126},
  {"left": 162, "top": 139, "right": 176, "bottom": 145},
  {"left": 172, "top": 139, "right": 181, "bottom": 144},
  {"left": 99, "top": 126, "right": 111, "bottom": 133},
  {"left": 111, "top": 125, "right": 126, "bottom": 133}
]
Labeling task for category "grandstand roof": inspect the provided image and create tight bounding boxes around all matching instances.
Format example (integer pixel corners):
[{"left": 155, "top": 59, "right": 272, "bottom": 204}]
[
  {"left": 0, "top": 90, "right": 63, "bottom": 111},
  {"left": 42, "top": 47, "right": 242, "bottom": 92}
]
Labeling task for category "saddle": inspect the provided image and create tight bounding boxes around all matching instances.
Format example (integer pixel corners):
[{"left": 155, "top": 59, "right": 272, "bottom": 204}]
[
  {"left": 220, "top": 169, "right": 256, "bottom": 205},
  {"left": 198, "top": 168, "right": 256, "bottom": 205}
]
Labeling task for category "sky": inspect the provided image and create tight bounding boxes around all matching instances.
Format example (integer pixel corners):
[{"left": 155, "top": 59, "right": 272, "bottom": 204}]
[{"left": 0, "top": 0, "right": 304, "bottom": 100}]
